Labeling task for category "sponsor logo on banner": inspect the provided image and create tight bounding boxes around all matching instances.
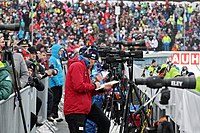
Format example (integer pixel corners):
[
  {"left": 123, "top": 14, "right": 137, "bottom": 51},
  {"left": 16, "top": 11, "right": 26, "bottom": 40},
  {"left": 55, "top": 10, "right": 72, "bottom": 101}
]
[
  {"left": 168, "top": 52, "right": 200, "bottom": 65},
  {"left": 166, "top": 51, "right": 200, "bottom": 76}
]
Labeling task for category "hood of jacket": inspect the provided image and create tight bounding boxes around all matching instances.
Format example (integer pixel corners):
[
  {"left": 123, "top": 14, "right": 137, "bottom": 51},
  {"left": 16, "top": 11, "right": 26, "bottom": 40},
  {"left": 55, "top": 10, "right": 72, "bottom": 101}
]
[
  {"left": 51, "top": 43, "right": 63, "bottom": 59},
  {"left": 67, "top": 56, "right": 81, "bottom": 69},
  {"left": 67, "top": 55, "right": 90, "bottom": 69}
]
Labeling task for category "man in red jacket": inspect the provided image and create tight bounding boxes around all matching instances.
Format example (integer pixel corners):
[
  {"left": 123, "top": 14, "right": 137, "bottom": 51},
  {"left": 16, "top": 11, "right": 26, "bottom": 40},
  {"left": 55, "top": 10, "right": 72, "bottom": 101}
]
[{"left": 64, "top": 47, "right": 112, "bottom": 133}]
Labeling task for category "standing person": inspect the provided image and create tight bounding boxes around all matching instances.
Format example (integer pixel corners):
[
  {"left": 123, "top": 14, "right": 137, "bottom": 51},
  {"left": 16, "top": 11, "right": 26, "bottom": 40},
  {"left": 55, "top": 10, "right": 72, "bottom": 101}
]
[
  {"left": 13, "top": 52, "right": 29, "bottom": 88},
  {"left": 0, "top": 38, "right": 29, "bottom": 89},
  {"left": 49, "top": 43, "right": 64, "bottom": 121},
  {"left": 162, "top": 33, "right": 171, "bottom": 51},
  {"left": 0, "top": 61, "right": 12, "bottom": 101},
  {"left": 150, "top": 36, "right": 158, "bottom": 51},
  {"left": 64, "top": 47, "right": 112, "bottom": 133},
  {"left": 141, "top": 59, "right": 158, "bottom": 77},
  {"left": 180, "top": 66, "right": 194, "bottom": 77},
  {"left": 0, "top": 44, "right": 12, "bottom": 100},
  {"left": 158, "top": 61, "right": 180, "bottom": 78},
  {"left": 86, "top": 63, "right": 105, "bottom": 133},
  {"left": 0, "top": 36, "right": 12, "bottom": 99}
]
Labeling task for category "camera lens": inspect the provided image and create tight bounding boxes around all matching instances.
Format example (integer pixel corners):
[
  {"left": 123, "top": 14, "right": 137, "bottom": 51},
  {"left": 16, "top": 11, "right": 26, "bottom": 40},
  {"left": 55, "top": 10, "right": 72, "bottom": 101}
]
[{"left": 52, "top": 69, "right": 58, "bottom": 76}]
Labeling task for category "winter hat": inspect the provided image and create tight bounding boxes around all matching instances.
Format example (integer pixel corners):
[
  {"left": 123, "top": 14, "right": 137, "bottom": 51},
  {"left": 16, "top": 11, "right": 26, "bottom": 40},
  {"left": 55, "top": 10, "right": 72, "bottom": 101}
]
[
  {"left": 83, "top": 47, "right": 99, "bottom": 61},
  {"left": 152, "top": 59, "right": 156, "bottom": 64},
  {"left": 26, "top": 60, "right": 35, "bottom": 70},
  {"left": 28, "top": 46, "right": 37, "bottom": 54},
  {"left": 79, "top": 46, "right": 87, "bottom": 55},
  {"left": 19, "top": 39, "right": 29, "bottom": 47}
]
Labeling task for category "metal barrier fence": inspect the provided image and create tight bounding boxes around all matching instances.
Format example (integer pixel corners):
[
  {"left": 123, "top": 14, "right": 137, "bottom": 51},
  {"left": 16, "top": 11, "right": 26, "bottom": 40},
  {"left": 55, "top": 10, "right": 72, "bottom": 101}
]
[
  {"left": 0, "top": 86, "right": 37, "bottom": 133},
  {"left": 37, "top": 77, "right": 49, "bottom": 122},
  {"left": 0, "top": 62, "right": 68, "bottom": 133},
  {"left": 134, "top": 65, "right": 200, "bottom": 133}
]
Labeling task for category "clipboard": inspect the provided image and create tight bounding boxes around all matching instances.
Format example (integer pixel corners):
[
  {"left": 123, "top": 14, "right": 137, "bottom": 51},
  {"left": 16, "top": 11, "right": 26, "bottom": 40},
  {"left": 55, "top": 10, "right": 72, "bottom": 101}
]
[{"left": 95, "top": 80, "right": 119, "bottom": 91}]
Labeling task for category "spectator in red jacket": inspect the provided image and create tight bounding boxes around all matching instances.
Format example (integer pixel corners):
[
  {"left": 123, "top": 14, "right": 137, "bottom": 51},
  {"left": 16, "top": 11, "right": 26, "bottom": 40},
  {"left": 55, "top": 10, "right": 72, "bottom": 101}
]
[{"left": 64, "top": 47, "right": 112, "bottom": 133}]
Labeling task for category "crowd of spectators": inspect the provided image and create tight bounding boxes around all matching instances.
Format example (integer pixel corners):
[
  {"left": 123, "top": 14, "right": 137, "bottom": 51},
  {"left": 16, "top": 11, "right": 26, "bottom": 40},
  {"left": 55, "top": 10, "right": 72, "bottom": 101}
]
[{"left": 0, "top": 0, "right": 200, "bottom": 55}]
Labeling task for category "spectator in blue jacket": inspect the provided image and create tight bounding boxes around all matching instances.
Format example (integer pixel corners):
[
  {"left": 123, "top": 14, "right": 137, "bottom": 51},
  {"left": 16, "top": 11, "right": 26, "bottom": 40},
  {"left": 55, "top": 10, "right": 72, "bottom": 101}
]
[
  {"left": 49, "top": 43, "right": 64, "bottom": 121},
  {"left": 86, "top": 63, "right": 105, "bottom": 133}
]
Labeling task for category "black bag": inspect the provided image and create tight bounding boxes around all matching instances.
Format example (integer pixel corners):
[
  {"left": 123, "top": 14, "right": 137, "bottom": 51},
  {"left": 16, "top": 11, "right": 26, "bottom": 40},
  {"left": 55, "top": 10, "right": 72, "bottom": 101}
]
[{"left": 157, "top": 120, "right": 174, "bottom": 133}]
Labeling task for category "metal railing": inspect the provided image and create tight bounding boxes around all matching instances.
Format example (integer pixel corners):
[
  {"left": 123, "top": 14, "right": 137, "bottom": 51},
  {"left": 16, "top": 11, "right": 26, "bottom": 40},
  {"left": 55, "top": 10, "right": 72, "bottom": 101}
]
[
  {"left": 0, "top": 62, "right": 68, "bottom": 133},
  {"left": 0, "top": 86, "right": 37, "bottom": 133}
]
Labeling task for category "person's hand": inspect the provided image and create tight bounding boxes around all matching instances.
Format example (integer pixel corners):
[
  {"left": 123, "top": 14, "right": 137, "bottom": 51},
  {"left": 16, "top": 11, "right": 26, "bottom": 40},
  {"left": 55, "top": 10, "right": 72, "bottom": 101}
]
[
  {"left": 95, "top": 82, "right": 101, "bottom": 89},
  {"left": 103, "top": 82, "right": 113, "bottom": 91},
  {"left": 45, "top": 69, "right": 58, "bottom": 77},
  {"left": 36, "top": 74, "right": 43, "bottom": 79},
  {"left": 45, "top": 69, "right": 53, "bottom": 77},
  {"left": 96, "top": 73, "right": 103, "bottom": 82}
]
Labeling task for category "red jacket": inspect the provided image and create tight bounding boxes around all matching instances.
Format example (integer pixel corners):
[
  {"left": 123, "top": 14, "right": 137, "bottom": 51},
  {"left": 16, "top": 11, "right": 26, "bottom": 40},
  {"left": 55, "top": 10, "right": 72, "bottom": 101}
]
[{"left": 64, "top": 57, "right": 96, "bottom": 115}]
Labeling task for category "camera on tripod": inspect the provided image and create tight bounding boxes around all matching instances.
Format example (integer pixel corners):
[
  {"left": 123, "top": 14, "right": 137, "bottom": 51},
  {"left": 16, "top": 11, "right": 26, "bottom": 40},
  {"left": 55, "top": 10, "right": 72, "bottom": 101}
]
[
  {"left": 135, "top": 76, "right": 196, "bottom": 104},
  {"left": 97, "top": 40, "right": 148, "bottom": 133},
  {"left": 98, "top": 47, "right": 125, "bottom": 63},
  {"left": 114, "top": 39, "right": 147, "bottom": 51},
  {"left": 98, "top": 46, "right": 143, "bottom": 65}
]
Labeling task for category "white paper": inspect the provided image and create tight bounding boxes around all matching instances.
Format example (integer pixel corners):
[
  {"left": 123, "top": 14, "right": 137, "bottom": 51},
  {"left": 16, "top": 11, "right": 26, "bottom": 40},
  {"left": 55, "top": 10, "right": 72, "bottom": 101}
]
[{"left": 95, "top": 80, "right": 119, "bottom": 90}]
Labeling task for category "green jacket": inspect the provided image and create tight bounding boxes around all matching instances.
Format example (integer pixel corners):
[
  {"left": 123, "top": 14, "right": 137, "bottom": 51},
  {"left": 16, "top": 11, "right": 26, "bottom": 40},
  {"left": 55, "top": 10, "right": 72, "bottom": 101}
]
[
  {"left": 165, "top": 67, "right": 180, "bottom": 79},
  {"left": 144, "top": 65, "right": 157, "bottom": 76},
  {"left": 195, "top": 77, "right": 200, "bottom": 92},
  {"left": 0, "top": 61, "right": 12, "bottom": 100}
]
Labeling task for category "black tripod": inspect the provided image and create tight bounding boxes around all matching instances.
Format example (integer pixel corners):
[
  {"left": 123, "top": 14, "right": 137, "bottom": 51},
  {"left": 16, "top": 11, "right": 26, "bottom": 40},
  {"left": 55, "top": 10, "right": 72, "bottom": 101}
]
[
  {"left": 106, "top": 63, "right": 125, "bottom": 123},
  {"left": 103, "top": 63, "right": 119, "bottom": 115},
  {"left": 2, "top": 40, "right": 28, "bottom": 133},
  {"left": 120, "top": 57, "right": 151, "bottom": 133}
]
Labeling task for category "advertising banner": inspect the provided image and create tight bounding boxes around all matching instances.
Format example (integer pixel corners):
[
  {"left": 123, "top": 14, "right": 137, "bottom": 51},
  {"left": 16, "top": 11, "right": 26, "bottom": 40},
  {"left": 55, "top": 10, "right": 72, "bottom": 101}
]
[{"left": 168, "top": 52, "right": 200, "bottom": 76}]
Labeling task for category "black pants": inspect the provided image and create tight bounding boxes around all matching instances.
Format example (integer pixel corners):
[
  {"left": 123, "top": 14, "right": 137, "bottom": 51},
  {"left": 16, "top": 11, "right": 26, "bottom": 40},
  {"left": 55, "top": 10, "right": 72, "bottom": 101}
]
[
  {"left": 51, "top": 85, "right": 63, "bottom": 118},
  {"left": 65, "top": 104, "right": 110, "bottom": 133},
  {"left": 47, "top": 88, "right": 54, "bottom": 117}
]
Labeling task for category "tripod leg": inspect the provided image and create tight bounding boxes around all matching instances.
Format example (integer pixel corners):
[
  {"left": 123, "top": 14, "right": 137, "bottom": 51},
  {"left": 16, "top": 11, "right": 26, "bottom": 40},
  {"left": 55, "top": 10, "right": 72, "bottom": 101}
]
[
  {"left": 120, "top": 86, "right": 131, "bottom": 133},
  {"left": 133, "top": 84, "right": 151, "bottom": 127},
  {"left": 110, "top": 90, "right": 118, "bottom": 120},
  {"left": 104, "top": 95, "right": 110, "bottom": 117},
  {"left": 6, "top": 51, "right": 28, "bottom": 133}
]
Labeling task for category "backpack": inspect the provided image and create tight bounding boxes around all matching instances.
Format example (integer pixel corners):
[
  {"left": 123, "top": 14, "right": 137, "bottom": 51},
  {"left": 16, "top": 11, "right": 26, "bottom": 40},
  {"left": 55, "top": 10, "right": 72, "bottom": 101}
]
[{"left": 157, "top": 120, "right": 174, "bottom": 133}]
